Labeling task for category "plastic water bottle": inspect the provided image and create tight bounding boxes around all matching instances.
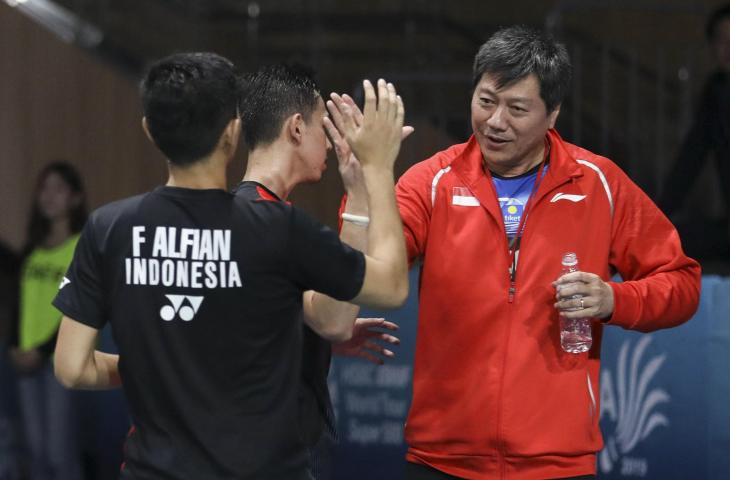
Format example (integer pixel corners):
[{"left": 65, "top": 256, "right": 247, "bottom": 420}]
[{"left": 559, "top": 252, "right": 592, "bottom": 353}]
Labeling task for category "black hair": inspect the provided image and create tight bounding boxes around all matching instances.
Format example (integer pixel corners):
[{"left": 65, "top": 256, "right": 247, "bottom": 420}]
[
  {"left": 24, "top": 161, "right": 87, "bottom": 255},
  {"left": 140, "top": 52, "right": 238, "bottom": 165},
  {"left": 472, "top": 26, "right": 571, "bottom": 113},
  {"left": 707, "top": 4, "right": 730, "bottom": 41},
  {"left": 239, "top": 63, "right": 320, "bottom": 150}
]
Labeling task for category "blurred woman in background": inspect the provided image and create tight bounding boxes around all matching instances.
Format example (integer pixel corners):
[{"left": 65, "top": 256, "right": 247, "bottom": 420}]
[{"left": 10, "top": 161, "right": 86, "bottom": 480}]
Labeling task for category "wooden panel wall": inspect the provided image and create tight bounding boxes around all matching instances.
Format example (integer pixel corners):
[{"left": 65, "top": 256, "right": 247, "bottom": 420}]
[
  {"left": 0, "top": 4, "right": 166, "bottom": 250},
  {"left": 0, "top": 2, "right": 456, "bottom": 253}
]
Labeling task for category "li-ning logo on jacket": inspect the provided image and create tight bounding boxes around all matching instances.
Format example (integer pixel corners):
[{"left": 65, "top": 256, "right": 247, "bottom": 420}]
[
  {"left": 599, "top": 336, "right": 669, "bottom": 477},
  {"left": 550, "top": 192, "right": 587, "bottom": 203},
  {"left": 160, "top": 294, "right": 204, "bottom": 321}
]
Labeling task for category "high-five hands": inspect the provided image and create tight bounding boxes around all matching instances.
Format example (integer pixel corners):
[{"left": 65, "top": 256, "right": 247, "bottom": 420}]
[
  {"left": 325, "top": 79, "right": 405, "bottom": 171},
  {"left": 324, "top": 93, "right": 414, "bottom": 193}
]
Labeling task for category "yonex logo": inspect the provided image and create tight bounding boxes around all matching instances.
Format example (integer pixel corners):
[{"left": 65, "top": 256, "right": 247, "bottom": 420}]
[
  {"left": 160, "top": 294, "right": 204, "bottom": 321},
  {"left": 550, "top": 193, "right": 587, "bottom": 203},
  {"left": 59, "top": 277, "right": 71, "bottom": 290}
]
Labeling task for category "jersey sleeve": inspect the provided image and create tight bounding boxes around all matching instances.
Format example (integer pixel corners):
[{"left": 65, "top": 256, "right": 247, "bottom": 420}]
[
  {"left": 287, "top": 207, "right": 365, "bottom": 301},
  {"left": 52, "top": 214, "right": 106, "bottom": 330}
]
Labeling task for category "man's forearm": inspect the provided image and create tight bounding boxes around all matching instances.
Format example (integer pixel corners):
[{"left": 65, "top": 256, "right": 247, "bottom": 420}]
[
  {"left": 90, "top": 351, "right": 122, "bottom": 389},
  {"left": 59, "top": 350, "right": 121, "bottom": 390},
  {"left": 56, "top": 316, "right": 121, "bottom": 390},
  {"left": 361, "top": 165, "right": 408, "bottom": 304},
  {"left": 305, "top": 190, "right": 368, "bottom": 341}
]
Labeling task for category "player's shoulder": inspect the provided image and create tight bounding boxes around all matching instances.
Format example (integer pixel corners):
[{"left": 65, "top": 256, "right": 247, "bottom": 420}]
[
  {"left": 89, "top": 192, "right": 149, "bottom": 229},
  {"left": 232, "top": 181, "right": 295, "bottom": 217}
]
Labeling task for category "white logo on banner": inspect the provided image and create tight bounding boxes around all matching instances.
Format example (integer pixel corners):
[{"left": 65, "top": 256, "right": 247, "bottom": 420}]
[
  {"left": 599, "top": 336, "right": 669, "bottom": 477},
  {"left": 159, "top": 294, "right": 204, "bottom": 321}
]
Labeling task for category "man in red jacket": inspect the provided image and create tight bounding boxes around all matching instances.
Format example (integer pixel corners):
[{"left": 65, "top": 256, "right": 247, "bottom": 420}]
[{"left": 389, "top": 26, "right": 701, "bottom": 479}]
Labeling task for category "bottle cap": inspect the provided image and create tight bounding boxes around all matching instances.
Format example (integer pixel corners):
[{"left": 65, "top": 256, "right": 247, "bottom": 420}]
[{"left": 561, "top": 252, "right": 578, "bottom": 266}]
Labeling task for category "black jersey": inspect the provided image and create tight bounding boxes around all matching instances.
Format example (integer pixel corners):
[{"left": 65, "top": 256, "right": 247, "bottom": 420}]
[
  {"left": 232, "top": 183, "right": 337, "bottom": 450},
  {"left": 53, "top": 185, "right": 365, "bottom": 479}
]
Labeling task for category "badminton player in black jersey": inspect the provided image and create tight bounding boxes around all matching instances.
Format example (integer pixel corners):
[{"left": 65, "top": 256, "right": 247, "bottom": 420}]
[
  {"left": 52, "top": 52, "right": 408, "bottom": 479},
  {"left": 236, "top": 64, "right": 412, "bottom": 479}
]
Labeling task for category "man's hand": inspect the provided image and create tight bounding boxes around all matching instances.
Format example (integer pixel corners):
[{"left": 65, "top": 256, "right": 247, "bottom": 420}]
[
  {"left": 324, "top": 93, "right": 414, "bottom": 202},
  {"left": 323, "top": 96, "right": 366, "bottom": 197},
  {"left": 553, "top": 271, "right": 615, "bottom": 319},
  {"left": 325, "top": 79, "right": 404, "bottom": 170},
  {"left": 332, "top": 317, "right": 400, "bottom": 365}
]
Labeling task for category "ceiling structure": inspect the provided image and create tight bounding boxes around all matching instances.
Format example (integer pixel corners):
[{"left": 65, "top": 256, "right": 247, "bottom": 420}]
[{"left": 5, "top": 0, "right": 725, "bottom": 189}]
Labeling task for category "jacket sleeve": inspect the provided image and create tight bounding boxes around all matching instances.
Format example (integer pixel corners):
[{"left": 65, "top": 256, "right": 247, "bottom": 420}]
[
  {"left": 606, "top": 164, "right": 701, "bottom": 332},
  {"left": 395, "top": 163, "right": 434, "bottom": 266}
]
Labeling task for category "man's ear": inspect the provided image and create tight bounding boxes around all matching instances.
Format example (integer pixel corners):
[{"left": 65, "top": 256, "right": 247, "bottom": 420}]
[
  {"left": 141, "top": 117, "right": 155, "bottom": 143},
  {"left": 221, "top": 117, "right": 242, "bottom": 156},
  {"left": 547, "top": 104, "right": 561, "bottom": 129},
  {"left": 286, "top": 113, "right": 304, "bottom": 145}
]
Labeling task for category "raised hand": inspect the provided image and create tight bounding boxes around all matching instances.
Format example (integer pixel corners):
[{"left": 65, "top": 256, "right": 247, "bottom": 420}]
[
  {"left": 325, "top": 79, "right": 404, "bottom": 171},
  {"left": 323, "top": 98, "right": 365, "bottom": 195}
]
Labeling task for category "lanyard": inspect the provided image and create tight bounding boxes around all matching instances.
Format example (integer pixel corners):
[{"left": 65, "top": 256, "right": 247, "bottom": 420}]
[{"left": 506, "top": 142, "right": 551, "bottom": 290}]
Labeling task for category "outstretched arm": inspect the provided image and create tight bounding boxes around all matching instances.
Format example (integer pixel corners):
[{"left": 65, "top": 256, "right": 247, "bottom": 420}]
[
  {"left": 304, "top": 85, "right": 413, "bottom": 340},
  {"left": 327, "top": 79, "right": 409, "bottom": 309},
  {"left": 301, "top": 99, "right": 369, "bottom": 341}
]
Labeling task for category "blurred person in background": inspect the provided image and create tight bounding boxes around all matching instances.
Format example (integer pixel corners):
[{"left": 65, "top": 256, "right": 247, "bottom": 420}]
[
  {"left": 659, "top": 4, "right": 730, "bottom": 261},
  {"left": 10, "top": 161, "right": 86, "bottom": 480},
  {"left": 0, "top": 240, "right": 22, "bottom": 479}
]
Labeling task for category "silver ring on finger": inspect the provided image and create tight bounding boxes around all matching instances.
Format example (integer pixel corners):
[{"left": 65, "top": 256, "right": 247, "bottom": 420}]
[{"left": 580, "top": 297, "right": 585, "bottom": 309}]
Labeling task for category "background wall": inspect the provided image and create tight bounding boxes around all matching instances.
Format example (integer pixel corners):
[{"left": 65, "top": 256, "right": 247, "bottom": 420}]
[
  {"left": 0, "top": 4, "right": 164, "bottom": 250},
  {"left": 2, "top": 0, "right": 727, "bottom": 254}
]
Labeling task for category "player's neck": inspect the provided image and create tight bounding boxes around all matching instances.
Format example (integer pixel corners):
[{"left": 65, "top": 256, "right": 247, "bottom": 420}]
[
  {"left": 244, "top": 145, "right": 299, "bottom": 200},
  {"left": 166, "top": 152, "right": 228, "bottom": 190}
]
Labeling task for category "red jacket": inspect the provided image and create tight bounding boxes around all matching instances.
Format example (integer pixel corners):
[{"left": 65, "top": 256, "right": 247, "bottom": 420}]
[{"left": 394, "top": 129, "right": 700, "bottom": 479}]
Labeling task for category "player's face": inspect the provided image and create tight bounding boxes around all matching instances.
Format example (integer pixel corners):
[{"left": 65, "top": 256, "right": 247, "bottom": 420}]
[
  {"left": 37, "top": 171, "right": 79, "bottom": 221},
  {"left": 471, "top": 73, "right": 559, "bottom": 175},
  {"left": 299, "top": 97, "right": 332, "bottom": 183},
  {"left": 713, "top": 18, "right": 730, "bottom": 74}
]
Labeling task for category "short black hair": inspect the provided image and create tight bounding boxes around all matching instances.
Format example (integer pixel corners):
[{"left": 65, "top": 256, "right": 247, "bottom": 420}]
[
  {"left": 140, "top": 52, "right": 238, "bottom": 166},
  {"left": 706, "top": 4, "right": 730, "bottom": 41},
  {"left": 239, "top": 63, "right": 320, "bottom": 150},
  {"left": 472, "top": 26, "right": 571, "bottom": 113}
]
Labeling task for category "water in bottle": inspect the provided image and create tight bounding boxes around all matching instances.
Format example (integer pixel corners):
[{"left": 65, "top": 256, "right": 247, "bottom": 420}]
[{"left": 559, "top": 252, "right": 592, "bottom": 353}]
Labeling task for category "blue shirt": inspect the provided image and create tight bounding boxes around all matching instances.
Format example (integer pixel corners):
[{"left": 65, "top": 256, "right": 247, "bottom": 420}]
[{"left": 491, "top": 164, "right": 548, "bottom": 240}]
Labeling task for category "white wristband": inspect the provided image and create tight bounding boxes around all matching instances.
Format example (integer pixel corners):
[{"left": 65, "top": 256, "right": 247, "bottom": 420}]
[{"left": 341, "top": 213, "right": 370, "bottom": 226}]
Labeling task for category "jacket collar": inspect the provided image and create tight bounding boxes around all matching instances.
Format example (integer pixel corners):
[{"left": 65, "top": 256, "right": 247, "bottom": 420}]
[{"left": 448, "top": 129, "right": 584, "bottom": 222}]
